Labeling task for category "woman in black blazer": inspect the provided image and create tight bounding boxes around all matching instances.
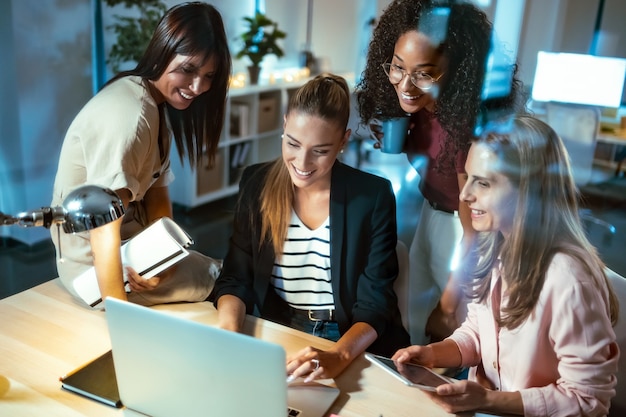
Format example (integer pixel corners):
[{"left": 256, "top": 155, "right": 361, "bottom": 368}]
[{"left": 209, "top": 74, "right": 409, "bottom": 382}]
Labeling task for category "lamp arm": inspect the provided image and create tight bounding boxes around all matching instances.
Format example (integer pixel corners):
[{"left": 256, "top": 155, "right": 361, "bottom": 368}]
[
  {"left": 1, "top": 207, "right": 67, "bottom": 228},
  {"left": 14, "top": 207, "right": 67, "bottom": 228},
  {"left": 1, "top": 212, "right": 18, "bottom": 226},
  {"left": 0, "top": 185, "right": 124, "bottom": 232}
]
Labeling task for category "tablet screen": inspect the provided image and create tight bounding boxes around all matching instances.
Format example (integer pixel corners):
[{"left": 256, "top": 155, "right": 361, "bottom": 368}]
[{"left": 366, "top": 353, "right": 449, "bottom": 391}]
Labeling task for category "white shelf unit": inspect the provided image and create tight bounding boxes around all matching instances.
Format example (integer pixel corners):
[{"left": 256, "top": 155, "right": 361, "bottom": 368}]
[{"left": 169, "top": 81, "right": 305, "bottom": 208}]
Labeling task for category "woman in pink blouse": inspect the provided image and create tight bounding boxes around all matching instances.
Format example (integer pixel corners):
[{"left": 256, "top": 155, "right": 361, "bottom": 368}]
[{"left": 392, "top": 115, "right": 619, "bottom": 416}]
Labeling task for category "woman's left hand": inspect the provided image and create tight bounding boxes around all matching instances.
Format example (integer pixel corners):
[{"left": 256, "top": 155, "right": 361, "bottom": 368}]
[
  {"left": 425, "top": 379, "right": 487, "bottom": 414},
  {"left": 286, "top": 346, "right": 349, "bottom": 382},
  {"left": 125, "top": 266, "right": 161, "bottom": 292}
]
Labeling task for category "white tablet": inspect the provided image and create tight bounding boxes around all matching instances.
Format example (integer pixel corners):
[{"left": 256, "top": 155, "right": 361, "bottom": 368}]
[{"left": 365, "top": 353, "right": 451, "bottom": 392}]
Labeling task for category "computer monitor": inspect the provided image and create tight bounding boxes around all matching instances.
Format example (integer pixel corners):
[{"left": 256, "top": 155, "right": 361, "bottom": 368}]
[{"left": 531, "top": 51, "right": 626, "bottom": 107}]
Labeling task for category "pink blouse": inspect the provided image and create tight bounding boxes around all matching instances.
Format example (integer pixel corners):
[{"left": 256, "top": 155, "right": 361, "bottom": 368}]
[{"left": 449, "top": 253, "right": 618, "bottom": 416}]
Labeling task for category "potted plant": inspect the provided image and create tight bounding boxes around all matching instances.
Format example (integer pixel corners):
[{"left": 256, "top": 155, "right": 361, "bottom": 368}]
[
  {"left": 104, "top": 0, "right": 167, "bottom": 73},
  {"left": 236, "top": 12, "right": 286, "bottom": 84}
]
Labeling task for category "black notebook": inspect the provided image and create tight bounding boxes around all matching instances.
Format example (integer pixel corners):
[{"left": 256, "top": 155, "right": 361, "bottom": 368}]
[{"left": 59, "top": 350, "right": 122, "bottom": 408}]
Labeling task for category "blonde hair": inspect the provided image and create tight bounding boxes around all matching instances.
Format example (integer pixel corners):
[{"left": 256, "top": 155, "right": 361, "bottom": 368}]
[
  {"left": 467, "top": 116, "right": 618, "bottom": 328},
  {"left": 259, "top": 73, "right": 351, "bottom": 256}
]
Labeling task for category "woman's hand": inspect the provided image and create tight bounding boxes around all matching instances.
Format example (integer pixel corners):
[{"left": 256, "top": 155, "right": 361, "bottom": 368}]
[
  {"left": 393, "top": 339, "right": 464, "bottom": 371},
  {"left": 126, "top": 262, "right": 178, "bottom": 293},
  {"left": 286, "top": 322, "right": 376, "bottom": 382},
  {"left": 286, "top": 346, "right": 350, "bottom": 382},
  {"left": 369, "top": 119, "right": 414, "bottom": 150},
  {"left": 425, "top": 379, "right": 488, "bottom": 414},
  {"left": 391, "top": 344, "right": 436, "bottom": 367},
  {"left": 125, "top": 266, "right": 161, "bottom": 292}
]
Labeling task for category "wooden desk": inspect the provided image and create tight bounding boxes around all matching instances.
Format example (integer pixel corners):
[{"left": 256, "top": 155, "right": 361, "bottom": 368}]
[{"left": 0, "top": 279, "right": 461, "bottom": 417}]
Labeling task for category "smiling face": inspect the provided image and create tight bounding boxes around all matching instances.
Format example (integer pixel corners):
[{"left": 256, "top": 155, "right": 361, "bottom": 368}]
[
  {"left": 460, "top": 142, "right": 518, "bottom": 238},
  {"left": 389, "top": 30, "right": 446, "bottom": 114},
  {"left": 282, "top": 112, "right": 349, "bottom": 191},
  {"left": 150, "top": 54, "right": 216, "bottom": 110}
]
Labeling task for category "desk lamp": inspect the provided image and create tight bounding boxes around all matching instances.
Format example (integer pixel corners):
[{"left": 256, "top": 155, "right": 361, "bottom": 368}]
[
  {"left": 1, "top": 185, "right": 124, "bottom": 239},
  {"left": 0, "top": 185, "right": 123, "bottom": 396}
]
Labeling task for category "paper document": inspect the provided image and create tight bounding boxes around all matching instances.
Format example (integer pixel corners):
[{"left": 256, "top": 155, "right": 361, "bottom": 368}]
[{"left": 72, "top": 217, "right": 193, "bottom": 309}]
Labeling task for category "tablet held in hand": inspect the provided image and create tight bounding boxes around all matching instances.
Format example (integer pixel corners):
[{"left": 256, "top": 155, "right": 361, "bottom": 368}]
[{"left": 365, "top": 353, "right": 451, "bottom": 392}]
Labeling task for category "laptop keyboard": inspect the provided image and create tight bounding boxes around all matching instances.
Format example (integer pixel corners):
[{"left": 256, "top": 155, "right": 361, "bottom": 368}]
[{"left": 287, "top": 406, "right": 302, "bottom": 416}]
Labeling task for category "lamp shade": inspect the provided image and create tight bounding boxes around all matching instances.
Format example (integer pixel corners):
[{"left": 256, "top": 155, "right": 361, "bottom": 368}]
[{"left": 62, "top": 185, "right": 125, "bottom": 233}]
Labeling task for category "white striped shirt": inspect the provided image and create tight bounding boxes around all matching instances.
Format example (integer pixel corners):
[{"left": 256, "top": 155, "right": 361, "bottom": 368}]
[{"left": 270, "top": 210, "right": 333, "bottom": 310}]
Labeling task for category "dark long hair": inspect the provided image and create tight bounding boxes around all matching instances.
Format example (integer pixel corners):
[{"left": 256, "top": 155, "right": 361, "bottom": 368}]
[
  {"left": 108, "top": 2, "right": 231, "bottom": 167},
  {"left": 357, "top": 0, "right": 523, "bottom": 161}
]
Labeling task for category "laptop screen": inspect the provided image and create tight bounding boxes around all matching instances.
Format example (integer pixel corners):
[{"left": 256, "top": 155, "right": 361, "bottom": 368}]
[{"left": 104, "top": 298, "right": 338, "bottom": 417}]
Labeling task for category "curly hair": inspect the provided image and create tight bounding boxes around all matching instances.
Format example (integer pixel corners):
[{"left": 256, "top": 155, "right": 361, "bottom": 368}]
[{"left": 356, "top": 0, "right": 523, "bottom": 159}]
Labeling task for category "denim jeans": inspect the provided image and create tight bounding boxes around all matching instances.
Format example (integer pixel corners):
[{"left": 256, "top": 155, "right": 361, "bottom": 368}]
[{"left": 288, "top": 314, "right": 341, "bottom": 342}]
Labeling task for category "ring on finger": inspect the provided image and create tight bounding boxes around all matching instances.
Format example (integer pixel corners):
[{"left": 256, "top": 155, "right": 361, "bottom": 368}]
[{"left": 310, "top": 358, "right": 320, "bottom": 371}]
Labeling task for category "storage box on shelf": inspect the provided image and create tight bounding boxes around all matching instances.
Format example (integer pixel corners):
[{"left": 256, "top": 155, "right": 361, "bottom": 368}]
[
  {"left": 258, "top": 95, "right": 279, "bottom": 133},
  {"left": 169, "top": 81, "right": 307, "bottom": 209},
  {"left": 196, "top": 149, "right": 224, "bottom": 196}
]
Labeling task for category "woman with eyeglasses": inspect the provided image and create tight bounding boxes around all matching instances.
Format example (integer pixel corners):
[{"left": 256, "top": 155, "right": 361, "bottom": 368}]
[{"left": 356, "top": 0, "right": 524, "bottom": 345}]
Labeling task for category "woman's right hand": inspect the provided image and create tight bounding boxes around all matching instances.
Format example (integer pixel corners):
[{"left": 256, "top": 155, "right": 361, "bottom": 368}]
[
  {"left": 369, "top": 118, "right": 414, "bottom": 151},
  {"left": 286, "top": 345, "right": 350, "bottom": 382},
  {"left": 391, "top": 344, "right": 436, "bottom": 368}
]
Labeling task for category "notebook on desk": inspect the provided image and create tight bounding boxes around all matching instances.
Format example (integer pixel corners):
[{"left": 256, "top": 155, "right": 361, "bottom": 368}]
[{"left": 104, "top": 297, "right": 340, "bottom": 417}]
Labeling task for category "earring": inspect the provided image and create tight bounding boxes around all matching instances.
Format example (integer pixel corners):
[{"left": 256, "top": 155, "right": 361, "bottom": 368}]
[{"left": 340, "top": 149, "right": 344, "bottom": 154}]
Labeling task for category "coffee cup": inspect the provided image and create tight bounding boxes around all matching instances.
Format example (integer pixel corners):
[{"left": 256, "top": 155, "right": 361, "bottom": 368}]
[{"left": 380, "top": 117, "right": 410, "bottom": 154}]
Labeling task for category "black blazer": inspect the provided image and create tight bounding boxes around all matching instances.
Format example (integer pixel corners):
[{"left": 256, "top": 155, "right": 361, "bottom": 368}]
[{"left": 209, "top": 161, "right": 409, "bottom": 356}]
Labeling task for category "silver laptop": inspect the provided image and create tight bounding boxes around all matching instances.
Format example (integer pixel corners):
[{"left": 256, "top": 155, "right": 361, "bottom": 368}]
[{"left": 104, "top": 297, "right": 340, "bottom": 417}]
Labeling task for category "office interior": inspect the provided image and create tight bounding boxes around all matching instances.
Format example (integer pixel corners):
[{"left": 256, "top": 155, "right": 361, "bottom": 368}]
[{"left": 1, "top": 0, "right": 625, "bottom": 296}]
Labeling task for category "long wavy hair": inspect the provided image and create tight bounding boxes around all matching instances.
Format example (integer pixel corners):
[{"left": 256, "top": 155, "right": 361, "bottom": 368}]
[
  {"left": 467, "top": 116, "right": 618, "bottom": 329},
  {"left": 259, "top": 74, "right": 351, "bottom": 255},
  {"left": 356, "top": 0, "right": 524, "bottom": 166},
  {"left": 107, "top": 2, "right": 231, "bottom": 168}
]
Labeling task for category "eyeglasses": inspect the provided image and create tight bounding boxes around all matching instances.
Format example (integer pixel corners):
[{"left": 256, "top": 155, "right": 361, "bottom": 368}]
[{"left": 381, "top": 62, "right": 444, "bottom": 90}]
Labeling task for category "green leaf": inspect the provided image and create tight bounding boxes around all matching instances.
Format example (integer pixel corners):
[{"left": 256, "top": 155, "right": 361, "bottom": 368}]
[
  {"left": 104, "top": 0, "right": 167, "bottom": 73},
  {"left": 236, "top": 12, "right": 287, "bottom": 67}
]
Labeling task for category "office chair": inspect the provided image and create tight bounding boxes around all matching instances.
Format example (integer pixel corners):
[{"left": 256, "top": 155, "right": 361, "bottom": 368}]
[
  {"left": 605, "top": 267, "right": 626, "bottom": 417},
  {"left": 545, "top": 102, "right": 617, "bottom": 237}
]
